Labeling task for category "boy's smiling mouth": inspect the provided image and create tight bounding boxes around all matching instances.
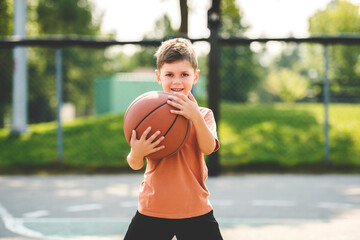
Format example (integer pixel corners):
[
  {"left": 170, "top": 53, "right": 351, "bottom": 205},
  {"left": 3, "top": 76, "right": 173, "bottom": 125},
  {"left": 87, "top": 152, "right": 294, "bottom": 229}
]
[{"left": 171, "top": 88, "right": 184, "bottom": 93}]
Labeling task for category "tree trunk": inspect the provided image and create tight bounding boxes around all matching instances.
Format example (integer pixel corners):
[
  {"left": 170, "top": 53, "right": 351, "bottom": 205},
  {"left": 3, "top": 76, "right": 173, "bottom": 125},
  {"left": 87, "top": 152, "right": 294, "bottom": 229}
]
[{"left": 179, "top": 0, "right": 188, "bottom": 35}]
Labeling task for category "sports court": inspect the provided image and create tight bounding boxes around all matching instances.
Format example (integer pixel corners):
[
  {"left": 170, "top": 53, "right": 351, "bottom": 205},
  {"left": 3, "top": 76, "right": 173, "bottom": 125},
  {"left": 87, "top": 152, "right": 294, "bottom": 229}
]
[{"left": 1, "top": 174, "right": 359, "bottom": 240}]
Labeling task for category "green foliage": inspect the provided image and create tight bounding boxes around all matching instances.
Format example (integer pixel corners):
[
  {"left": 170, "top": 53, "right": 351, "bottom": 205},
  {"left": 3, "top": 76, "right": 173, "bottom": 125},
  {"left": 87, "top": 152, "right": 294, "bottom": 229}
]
[
  {"left": 104, "top": 14, "right": 177, "bottom": 74},
  {"left": 0, "top": 49, "right": 12, "bottom": 128},
  {"left": 266, "top": 68, "right": 309, "bottom": 102},
  {"left": 220, "top": 0, "right": 247, "bottom": 37},
  {"left": 254, "top": 43, "right": 312, "bottom": 103},
  {"left": 127, "top": 14, "right": 178, "bottom": 71},
  {"left": 0, "top": 114, "right": 129, "bottom": 172},
  {"left": 0, "top": 0, "right": 12, "bottom": 35},
  {"left": 36, "top": 0, "right": 100, "bottom": 35},
  {"left": 220, "top": 103, "right": 360, "bottom": 167},
  {"left": 220, "top": 45, "right": 263, "bottom": 102},
  {"left": 0, "top": 0, "right": 13, "bottom": 128},
  {"left": 272, "top": 44, "right": 303, "bottom": 71},
  {"left": 27, "top": 0, "right": 107, "bottom": 123},
  {"left": 308, "top": 0, "right": 360, "bottom": 101},
  {"left": 219, "top": 0, "right": 263, "bottom": 102},
  {"left": 145, "top": 14, "right": 178, "bottom": 39},
  {"left": 1, "top": 104, "right": 359, "bottom": 173},
  {"left": 309, "top": 0, "right": 360, "bottom": 34}
]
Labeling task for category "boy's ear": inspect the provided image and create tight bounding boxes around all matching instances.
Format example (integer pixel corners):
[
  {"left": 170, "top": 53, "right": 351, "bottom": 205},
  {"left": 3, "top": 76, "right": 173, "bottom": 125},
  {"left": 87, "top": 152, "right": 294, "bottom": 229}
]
[
  {"left": 193, "top": 69, "right": 200, "bottom": 85},
  {"left": 155, "top": 69, "right": 162, "bottom": 85}
]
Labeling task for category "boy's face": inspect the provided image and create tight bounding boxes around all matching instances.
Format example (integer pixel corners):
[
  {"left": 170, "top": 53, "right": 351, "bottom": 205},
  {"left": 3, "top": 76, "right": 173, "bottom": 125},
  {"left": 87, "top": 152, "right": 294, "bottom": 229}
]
[{"left": 156, "top": 60, "right": 199, "bottom": 97}]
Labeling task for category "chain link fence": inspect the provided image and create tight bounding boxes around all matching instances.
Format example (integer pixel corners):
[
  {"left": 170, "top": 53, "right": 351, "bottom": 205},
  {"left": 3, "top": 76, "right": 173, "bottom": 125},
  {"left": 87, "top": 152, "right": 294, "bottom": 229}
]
[
  {"left": 0, "top": 37, "right": 359, "bottom": 173},
  {"left": 218, "top": 39, "right": 360, "bottom": 171}
]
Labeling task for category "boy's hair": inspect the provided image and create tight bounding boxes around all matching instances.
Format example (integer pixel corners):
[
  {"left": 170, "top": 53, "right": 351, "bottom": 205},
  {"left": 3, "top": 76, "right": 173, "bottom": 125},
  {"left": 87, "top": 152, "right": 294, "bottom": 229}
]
[{"left": 155, "top": 38, "right": 198, "bottom": 71}]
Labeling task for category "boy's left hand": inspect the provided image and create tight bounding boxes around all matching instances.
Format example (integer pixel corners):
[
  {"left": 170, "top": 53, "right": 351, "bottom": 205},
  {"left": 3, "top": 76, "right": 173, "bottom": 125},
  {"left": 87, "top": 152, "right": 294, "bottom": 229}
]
[{"left": 167, "top": 91, "right": 201, "bottom": 122}]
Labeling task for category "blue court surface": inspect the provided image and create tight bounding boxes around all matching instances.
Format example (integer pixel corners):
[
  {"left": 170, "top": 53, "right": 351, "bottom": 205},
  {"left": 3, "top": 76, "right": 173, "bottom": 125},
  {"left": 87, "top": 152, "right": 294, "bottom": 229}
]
[{"left": 0, "top": 174, "right": 359, "bottom": 240}]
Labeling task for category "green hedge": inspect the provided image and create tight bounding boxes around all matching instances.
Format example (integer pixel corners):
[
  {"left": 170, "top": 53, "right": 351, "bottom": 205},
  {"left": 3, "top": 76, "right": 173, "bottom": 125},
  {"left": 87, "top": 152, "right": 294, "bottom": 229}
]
[
  {"left": 220, "top": 103, "right": 360, "bottom": 169},
  {"left": 0, "top": 114, "right": 129, "bottom": 173},
  {"left": 0, "top": 103, "right": 359, "bottom": 174}
]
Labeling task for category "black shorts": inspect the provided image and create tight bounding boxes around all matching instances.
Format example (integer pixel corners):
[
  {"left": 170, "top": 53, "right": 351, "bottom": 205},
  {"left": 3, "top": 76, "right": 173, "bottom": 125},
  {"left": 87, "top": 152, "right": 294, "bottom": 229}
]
[{"left": 124, "top": 210, "right": 223, "bottom": 240}]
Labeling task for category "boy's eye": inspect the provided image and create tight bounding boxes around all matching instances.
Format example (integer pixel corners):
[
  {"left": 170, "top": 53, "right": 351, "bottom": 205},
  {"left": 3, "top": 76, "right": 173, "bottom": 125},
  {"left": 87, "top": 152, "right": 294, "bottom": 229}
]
[
  {"left": 182, "top": 73, "right": 189, "bottom": 77},
  {"left": 165, "top": 73, "right": 173, "bottom": 77}
]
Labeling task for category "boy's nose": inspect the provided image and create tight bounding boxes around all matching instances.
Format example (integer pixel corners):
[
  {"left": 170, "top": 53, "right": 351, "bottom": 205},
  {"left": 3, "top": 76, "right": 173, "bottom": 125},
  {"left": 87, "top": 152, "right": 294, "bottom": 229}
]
[{"left": 173, "top": 77, "right": 181, "bottom": 84}]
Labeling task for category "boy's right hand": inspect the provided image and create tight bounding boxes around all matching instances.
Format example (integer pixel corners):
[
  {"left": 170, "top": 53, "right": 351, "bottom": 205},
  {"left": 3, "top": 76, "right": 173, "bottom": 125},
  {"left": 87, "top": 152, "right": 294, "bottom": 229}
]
[{"left": 130, "top": 127, "right": 165, "bottom": 159}]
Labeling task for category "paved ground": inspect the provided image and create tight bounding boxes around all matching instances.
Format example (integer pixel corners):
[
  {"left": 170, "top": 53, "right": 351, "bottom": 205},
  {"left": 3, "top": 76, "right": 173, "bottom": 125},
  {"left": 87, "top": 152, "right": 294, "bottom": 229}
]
[{"left": 0, "top": 174, "right": 359, "bottom": 239}]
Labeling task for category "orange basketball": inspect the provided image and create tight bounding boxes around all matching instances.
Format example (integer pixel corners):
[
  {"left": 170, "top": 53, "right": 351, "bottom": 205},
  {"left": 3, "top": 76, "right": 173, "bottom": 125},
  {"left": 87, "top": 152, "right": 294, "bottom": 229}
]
[{"left": 123, "top": 91, "right": 192, "bottom": 160}]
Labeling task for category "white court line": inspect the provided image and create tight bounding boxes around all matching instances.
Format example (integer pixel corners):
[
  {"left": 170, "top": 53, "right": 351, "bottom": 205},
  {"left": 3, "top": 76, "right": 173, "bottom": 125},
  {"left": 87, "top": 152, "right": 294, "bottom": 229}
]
[
  {"left": 119, "top": 201, "right": 138, "bottom": 208},
  {"left": 317, "top": 202, "right": 357, "bottom": 209},
  {"left": 217, "top": 217, "right": 327, "bottom": 225},
  {"left": 66, "top": 203, "right": 103, "bottom": 212},
  {"left": 211, "top": 199, "right": 234, "bottom": 207},
  {"left": 252, "top": 200, "right": 297, "bottom": 207},
  {"left": 21, "top": 217, "right": 130, "bottom": 223},
  {"left": 0, "top": 201, "right": 61, "bottom": 240},
  {"left": 23, "top": 210, "right": 50, "bottom": 218}
]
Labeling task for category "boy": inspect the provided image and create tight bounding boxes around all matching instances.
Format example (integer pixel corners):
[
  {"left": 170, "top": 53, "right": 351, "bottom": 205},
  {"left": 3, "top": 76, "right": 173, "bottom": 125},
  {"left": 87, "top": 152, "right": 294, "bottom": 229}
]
[{"left": 124, "top": 38, "right": 223, "bottom": 240}]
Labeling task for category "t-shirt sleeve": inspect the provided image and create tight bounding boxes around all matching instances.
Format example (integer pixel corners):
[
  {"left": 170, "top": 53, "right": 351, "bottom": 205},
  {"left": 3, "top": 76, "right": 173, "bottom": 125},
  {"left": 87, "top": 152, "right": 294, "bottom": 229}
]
[{"left": 201, "top": 108, "right": 220, "bottom": 153}]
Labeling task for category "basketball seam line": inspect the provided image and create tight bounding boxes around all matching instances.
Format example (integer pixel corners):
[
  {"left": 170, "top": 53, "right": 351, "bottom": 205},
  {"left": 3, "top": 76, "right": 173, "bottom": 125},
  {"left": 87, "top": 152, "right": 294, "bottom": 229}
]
[
  {"left": 124, "top": 92, "right": 168, "bottom": 124},
  {"left": 129, "top": 102, "right": 168, "bottom": 142},
  {"left": 128, "top": 99, "right": 190, "bottom": 159},
  {"left": 166, "top": 119, "right": 191, "bottom": 157},
  {"left": 163, "top": 115, "right": 179, "bottom": 137}
]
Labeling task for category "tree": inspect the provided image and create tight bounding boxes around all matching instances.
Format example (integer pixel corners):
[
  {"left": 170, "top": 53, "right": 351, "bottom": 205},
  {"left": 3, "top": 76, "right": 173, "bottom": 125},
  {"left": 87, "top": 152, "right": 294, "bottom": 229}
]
[
  {"left": 0, "top": 0, "right": 13, "bottom": 128},
  {"left": 266, "top": 69, "right": 309, "bottom": 102},
  {"left": 308, "top": 0, "right": 360, "bottom": 102},
  {"left": 36, "top": 0, "right": 99, "bottom": 35},
  {"left": 272, "top": 44, "right": 302, "bottom": 70},
  {"left": 219, "top": 0, "right": 263, "bottom": 102},
  {"left": 117, "top": 14, "right": 178, "bottom": 73},
  {"left": 27, "top": 0, "right": 105, "bottom": 122},
  {"left": 145, "top": 14, "right": 177, "bottom": 40},
  {"left": 179, "top": 0, "right": 188, "bottom": 35}
]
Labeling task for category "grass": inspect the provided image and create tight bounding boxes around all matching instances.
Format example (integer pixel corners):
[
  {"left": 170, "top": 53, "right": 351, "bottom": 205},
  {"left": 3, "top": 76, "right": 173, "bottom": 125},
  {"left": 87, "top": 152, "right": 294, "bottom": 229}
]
[
  {"left": 0, "top": 103, "right": 359, "bottom": 174},
  {"left": 220, "top": 103, "right": 360, "bottom": 171},
  {"left": 0, "top": 114, "right": 130, "bottom": 174}
]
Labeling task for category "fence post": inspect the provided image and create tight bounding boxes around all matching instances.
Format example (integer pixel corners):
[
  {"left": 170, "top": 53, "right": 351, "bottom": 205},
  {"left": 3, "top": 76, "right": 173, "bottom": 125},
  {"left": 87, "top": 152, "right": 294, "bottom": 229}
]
[
  {"left": 56, "top": 48, "right": 63, "bottom": 163},
  {"left": 11, "top": 0, "right": 28, "bottom": 134},
  {"left": 207, "top": 0, "right": 221, "bottom": 176},
  {"left": 323, "top": 44, "right": 330, "bottom": 165}
]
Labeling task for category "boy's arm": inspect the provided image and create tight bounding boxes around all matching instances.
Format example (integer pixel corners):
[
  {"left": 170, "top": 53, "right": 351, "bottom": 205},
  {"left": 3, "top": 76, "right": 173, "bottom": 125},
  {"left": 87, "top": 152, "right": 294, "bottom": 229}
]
[
  {"left": 127, "top": 127, "right": 165, "bottom": 170},
  {"left": 167, "top": 92, "right": 216, "bottom": 155},
  {"left": 191, "top": 112, "right": 217, "bottom": 155},
  {"left": 127, "top": 150, "right": 145, "bottom": 170}
]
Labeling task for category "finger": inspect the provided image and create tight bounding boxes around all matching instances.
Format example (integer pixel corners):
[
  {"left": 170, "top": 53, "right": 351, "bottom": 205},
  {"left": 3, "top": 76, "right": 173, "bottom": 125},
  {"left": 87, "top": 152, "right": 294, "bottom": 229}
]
[
  {"left": 167, "top": 99, "right": 182, "bottom": 109},
  {"left": 168, "top": 95, "right": 185, "bottom": 104},
  {"left": 148, "top": 130, "right": 161, "bottom": 142},
  {"left": 140, "top": 127, "right": 152, "bottom": 140},
  {"left": 188, "top": 91, "right": 196, "bottom": 102},
  {"left": 129, "top": 130, "right": 137, "bottom": 145},
  {"left": 174, "top": 92, "right": 188, "bottom": 101},
  {"left": 149, "top": 144, "right": 165, "bottom": 154},
  {"left": 170, "top": 109, "right": 183, "bottom": 116},
  {"left": 151, "top": 136, "right": 165, "bottom": 146}
]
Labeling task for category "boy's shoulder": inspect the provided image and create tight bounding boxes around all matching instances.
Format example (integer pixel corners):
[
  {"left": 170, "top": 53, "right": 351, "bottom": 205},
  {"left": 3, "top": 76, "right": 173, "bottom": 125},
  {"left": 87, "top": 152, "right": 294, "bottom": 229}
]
[
  {"left": 199, "top": 106, "right": 212, "bottom": 113},
  {"left": 198, "top": 106, "right": 214, "bottom": 118}
]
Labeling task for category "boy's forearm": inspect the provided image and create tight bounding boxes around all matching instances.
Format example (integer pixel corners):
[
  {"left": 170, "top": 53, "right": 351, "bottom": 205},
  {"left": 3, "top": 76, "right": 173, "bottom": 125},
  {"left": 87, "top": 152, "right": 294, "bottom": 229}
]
[
  {"left": 127, "top": 150, "right": 145, "bottom": 170},
  {"left": 192, "top": 115, "right": 216, "bottom": 155}
]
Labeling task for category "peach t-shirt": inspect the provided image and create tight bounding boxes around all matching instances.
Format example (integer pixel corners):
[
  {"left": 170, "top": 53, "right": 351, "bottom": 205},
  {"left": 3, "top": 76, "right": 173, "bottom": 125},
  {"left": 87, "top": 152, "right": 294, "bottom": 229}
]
[{"left": 138, "top": 107, "right": 220, "bottom": 219}]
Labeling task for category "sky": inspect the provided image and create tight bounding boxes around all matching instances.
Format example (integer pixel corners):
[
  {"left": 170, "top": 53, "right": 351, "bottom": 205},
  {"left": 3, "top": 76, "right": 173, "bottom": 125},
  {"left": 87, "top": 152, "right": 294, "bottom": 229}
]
[
  {"left": 90, "top": 0, "right": 360, "bottom": 56},
  {"left": 91, "top": 0, "right": 360, "bottom": 40}
]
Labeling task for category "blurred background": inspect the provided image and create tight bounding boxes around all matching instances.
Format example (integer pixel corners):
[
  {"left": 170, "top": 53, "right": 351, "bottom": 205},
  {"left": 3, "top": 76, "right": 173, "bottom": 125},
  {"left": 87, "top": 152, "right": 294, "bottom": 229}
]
[{"left": 0, "top": 0, "right": 360, "bottom": 175}]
